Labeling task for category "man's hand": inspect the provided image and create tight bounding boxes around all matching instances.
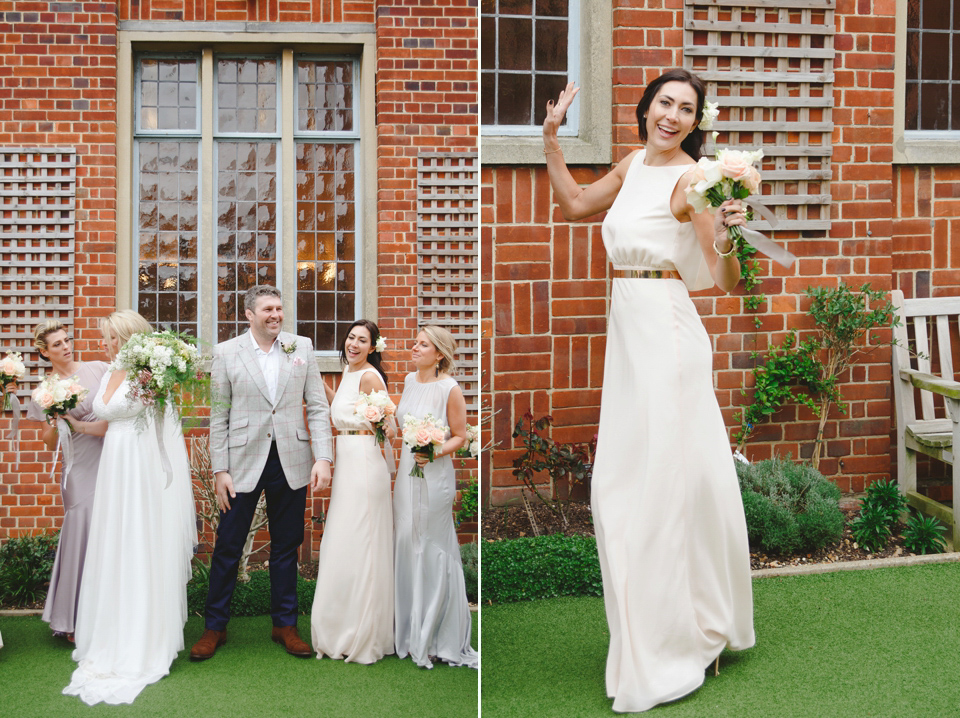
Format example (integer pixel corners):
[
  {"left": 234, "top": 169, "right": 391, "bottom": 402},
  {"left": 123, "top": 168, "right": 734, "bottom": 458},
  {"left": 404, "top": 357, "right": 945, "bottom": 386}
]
[
  {"left": 310, "top": 459, "right": 332, "bottom": 492},
  {"left": 215, "top": 471, "right": 236, "bottom": 512}
]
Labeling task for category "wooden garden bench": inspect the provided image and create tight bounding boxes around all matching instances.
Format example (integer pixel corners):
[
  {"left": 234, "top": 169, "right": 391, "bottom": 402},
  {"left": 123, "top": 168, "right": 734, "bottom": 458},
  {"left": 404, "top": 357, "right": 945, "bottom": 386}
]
[{"left": 891, "top": 290, "right": 960, "bottom": 547}]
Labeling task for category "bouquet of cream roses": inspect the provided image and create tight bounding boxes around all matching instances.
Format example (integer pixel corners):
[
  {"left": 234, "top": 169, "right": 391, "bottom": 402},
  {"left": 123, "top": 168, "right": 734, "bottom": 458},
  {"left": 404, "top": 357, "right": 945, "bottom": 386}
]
[
  {"left": 457, "top": 423, "right": 480, "bottom": 459},
  {"left": 401, "top": 413, "right": 448, "bottom": 478},
  {"left": 1, "top": 351, "right": 25, "bottom": 410},
  {"left": 31, "top": 373, "right": 87, "bottom": 429},
  {"left": 685, "top": 148, "right": 763, "bottom": 244},
  {"left": 353, "top": 389, "right": 396, "bottom": 444},
  {"left": 110, "top": 330, "right": 206, "bottom": 425}
]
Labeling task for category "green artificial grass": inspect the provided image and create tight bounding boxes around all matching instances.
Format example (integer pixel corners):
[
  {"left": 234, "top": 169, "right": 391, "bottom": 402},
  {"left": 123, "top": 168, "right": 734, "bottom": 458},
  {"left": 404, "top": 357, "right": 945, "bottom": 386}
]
[
  {"left": 0, "top": 613, "right": 478, "bottom": 718},
  {"left": 482, "top": 562, "right": 960, "bottom": 717}
]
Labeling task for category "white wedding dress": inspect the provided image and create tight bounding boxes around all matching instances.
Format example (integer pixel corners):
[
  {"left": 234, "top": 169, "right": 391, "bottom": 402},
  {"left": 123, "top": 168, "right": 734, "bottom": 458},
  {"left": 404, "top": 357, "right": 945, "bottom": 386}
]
[
  {"left": 63, "top": 376, "right": 197, "bottom": 705},
  {"left": 592, "top": 150, "right": 755, "bottom": 712}
]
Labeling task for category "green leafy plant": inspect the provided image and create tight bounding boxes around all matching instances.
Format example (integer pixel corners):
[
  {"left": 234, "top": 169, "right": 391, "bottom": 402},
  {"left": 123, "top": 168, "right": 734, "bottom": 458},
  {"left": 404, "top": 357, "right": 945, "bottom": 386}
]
[
  {"left": 736, "top": 283, "right": 898, "bottom": 470},
  {"left": 861, "top": 479, "right": 907, "bottom": 526},
  {"left": 460, "top": 541, "right": 478, "bottom": 603},
  {"left": 735, "top": 332, "right": 833, "bottom": 449},
  {"left": 480, "top": 534, "right": 602, "bottom": 604},
  {"left": 737, "top": 239, "right": 765, "bottom": 328},
  {"left": 455, "top": 477, "right": 479, "bottom": 527},
  {"left": 735, "top": 457, "right": 844, "bottom": 554},
  {"left": 511, "top": 413, "right": 595, "bottom": 532},
  {"left": 850, "top": 505, "right": 892, "bottom": 553},
  {"left": 902, "top": 512, "right": 947, "bottom": 555},
  {"left": 0, "top": 531, "right": 60, "bottom": 605}
]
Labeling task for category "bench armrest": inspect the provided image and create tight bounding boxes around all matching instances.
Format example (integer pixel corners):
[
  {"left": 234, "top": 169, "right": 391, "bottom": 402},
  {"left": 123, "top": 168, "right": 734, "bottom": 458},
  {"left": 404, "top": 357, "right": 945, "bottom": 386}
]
[{"left": 899, "top": 368, "right": 960, "bottom": 401}]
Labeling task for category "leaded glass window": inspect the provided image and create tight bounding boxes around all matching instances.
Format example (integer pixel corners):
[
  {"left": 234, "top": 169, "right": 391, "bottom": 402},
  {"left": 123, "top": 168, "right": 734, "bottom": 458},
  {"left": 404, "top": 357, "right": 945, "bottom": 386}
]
[{"left": 906, "top": 0, "right": 960, "bottom": 130}]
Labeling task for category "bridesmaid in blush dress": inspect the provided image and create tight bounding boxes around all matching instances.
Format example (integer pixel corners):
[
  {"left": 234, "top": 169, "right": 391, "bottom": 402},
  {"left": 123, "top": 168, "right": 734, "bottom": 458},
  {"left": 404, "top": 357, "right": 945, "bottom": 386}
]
[
  {"left": 311, "top": 319, "right": 395, "bottom": 663},
  {"left": 393, "top": 325, "right": 478, "bottom": 670},
  {"left": 542, "top": 69, "right": 755, "bottom": 712},
  {"left": 25, "top": 321, "right": 109, "bottom": 643}
]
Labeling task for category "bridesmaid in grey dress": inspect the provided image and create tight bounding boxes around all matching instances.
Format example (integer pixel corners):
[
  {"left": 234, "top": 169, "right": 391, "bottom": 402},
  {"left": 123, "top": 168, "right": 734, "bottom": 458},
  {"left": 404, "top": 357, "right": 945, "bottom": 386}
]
[
  {"left": 393, "top": 325, "right": 478, "bottom": 669},
  {"left": 26, "top": 321, "right": 108, "bottom": 641}
]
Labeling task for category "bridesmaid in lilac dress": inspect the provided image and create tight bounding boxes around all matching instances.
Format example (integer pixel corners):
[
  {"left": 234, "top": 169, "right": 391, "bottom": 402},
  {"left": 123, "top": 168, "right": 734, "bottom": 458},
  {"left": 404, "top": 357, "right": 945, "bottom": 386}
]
[{"left": 26, "top": 321, "right": 108, "bottom": 642}]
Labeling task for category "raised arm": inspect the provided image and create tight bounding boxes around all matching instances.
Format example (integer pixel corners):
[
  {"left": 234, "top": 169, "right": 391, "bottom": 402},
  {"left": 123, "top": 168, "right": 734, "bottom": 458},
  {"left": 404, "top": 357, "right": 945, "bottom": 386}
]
[{"left": 543, "top": 82, "right": 630, "bottom": 221}]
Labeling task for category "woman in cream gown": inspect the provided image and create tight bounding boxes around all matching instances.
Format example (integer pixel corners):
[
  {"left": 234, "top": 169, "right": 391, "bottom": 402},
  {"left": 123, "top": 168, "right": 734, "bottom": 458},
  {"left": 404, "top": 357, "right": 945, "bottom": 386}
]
[
  {"left": 63, "top": 310, "right": 196, "bottom": 705},
  {"left": 542, "top": 69, "right": 755, "bottom": 712},
  {"left": 311, "top": 319, "right": 394, "bottom": 663}
]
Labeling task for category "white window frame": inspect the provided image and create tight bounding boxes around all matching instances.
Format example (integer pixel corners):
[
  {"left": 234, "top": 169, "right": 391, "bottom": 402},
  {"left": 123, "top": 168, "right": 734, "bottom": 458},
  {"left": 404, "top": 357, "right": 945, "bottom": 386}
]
[
  {"left": 117, "top": 25, "right": 377, "bottom": 371},
  {"left": 894, "top": 1, "right": 960, "bottom": 164},
  {"left": 481, "top": 0, "right": 612, "bottom": 165}
]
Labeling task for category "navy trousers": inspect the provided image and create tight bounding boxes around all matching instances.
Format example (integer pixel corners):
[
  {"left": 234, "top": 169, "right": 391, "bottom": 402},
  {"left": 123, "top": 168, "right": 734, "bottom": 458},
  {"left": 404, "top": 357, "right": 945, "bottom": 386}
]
[{"left": 204, "top": 442, "right": 307, "bottom": 630}]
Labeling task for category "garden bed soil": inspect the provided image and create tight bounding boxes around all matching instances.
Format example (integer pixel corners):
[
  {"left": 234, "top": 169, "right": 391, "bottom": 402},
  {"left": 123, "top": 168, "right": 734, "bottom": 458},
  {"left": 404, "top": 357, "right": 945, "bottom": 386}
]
[{"left": 482, "top": 502, "right": 917, "bottom": 571}]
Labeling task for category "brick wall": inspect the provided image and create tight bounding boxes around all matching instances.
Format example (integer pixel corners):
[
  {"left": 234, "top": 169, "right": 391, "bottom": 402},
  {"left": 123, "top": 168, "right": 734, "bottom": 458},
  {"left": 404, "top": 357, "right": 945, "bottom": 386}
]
[
  {"left": 486, "top": 0, "right": 915, "bottom": 506},
  {"left": 0, "top": 0, "right": 479, "bottom": 552}
]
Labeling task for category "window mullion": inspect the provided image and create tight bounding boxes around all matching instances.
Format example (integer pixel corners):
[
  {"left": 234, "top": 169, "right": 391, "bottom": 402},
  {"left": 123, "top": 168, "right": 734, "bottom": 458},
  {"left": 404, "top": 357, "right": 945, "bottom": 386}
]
[
  {"left": 201, "top": 47, "right": 215, "bottom": 346},
  {"left": 281, "top": 49, "right": 295, "bottom": 335}
]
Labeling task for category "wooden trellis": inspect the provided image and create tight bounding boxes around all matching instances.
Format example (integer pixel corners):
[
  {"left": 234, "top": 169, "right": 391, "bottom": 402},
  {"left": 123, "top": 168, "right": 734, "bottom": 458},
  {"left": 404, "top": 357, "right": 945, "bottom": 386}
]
[
  {"left": 417, "top": 152, "right": 479, "bottom": 412},
  {"left": 684, "top": 0, "right": 835, "bottom": 232},
  {"left": 0, "top": 148, "right": 77, "bottom": 397}
]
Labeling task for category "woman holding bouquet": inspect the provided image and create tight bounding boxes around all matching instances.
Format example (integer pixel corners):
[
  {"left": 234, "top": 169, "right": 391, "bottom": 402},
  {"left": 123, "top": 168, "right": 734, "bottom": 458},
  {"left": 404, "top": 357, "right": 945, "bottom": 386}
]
[
  {"left": 542, "top": 68, "right": 755, "bottom": 712},
  {"left": 393, "top": 326, "right": 477, "bottom": 669},
  {"left": 310, "top": 319, "right": 396, "bottom": 663},
  {"left": 25, "top": 321, "right": 109, "bottom": 642},
  {"left": 64, "top": 310, "right": 196, "bottom": 705}
]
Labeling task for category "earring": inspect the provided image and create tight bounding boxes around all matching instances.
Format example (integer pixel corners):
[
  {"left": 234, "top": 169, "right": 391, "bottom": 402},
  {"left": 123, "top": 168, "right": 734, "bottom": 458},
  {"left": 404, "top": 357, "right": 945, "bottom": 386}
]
[{"left": 435, "top": 362, "right": 440, "bottom": 378}]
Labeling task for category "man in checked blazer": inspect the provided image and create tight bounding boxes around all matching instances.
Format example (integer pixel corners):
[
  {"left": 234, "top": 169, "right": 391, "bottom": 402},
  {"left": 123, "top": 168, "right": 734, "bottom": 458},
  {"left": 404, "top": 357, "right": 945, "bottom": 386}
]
[{"left": 190, "top": 285, "right": 333, "bottom": 660}]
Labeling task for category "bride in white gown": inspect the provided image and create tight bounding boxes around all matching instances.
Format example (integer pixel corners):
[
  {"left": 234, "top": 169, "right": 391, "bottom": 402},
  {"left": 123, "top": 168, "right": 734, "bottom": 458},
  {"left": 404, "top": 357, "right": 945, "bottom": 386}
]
[{"left": 63, "top": 310, "right": 196, "bottom": 706}]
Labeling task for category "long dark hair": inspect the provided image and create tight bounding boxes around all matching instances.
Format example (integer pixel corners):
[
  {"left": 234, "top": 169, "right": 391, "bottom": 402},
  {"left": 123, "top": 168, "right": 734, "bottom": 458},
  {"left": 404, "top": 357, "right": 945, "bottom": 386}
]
[
  {"left": 635, "top": 68, "right": 707, "bottom": 160},
  {"left": 339, "top": 319, "right": 388, "bottom": 387}
]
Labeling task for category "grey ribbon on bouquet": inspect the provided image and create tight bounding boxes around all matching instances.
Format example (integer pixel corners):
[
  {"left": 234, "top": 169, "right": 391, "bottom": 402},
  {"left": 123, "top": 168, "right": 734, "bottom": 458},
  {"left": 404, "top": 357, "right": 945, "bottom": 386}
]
[
  {"left": 155, "top": 409, "right": 174, "bottom": 489},
  {"left": 738, "top": 197, "right": 797, "bottom": 269},
  {"left": 5, "top": 391, "right": 21, "bottom": 467},
  {"left": 53, "top": 417, "right": 76, "bottom": 489}
]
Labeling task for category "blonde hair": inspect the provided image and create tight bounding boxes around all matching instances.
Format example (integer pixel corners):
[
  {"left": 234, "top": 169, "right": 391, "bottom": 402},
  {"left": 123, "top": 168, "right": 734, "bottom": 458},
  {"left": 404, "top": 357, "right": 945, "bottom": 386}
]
[
  {"left": 420, "top": 325, "right": 457, "bottom": 375},
  {"left": 100, "top": 310, "right": 153, "bottom": 348},
  {"left": 34, "top": 320, "right": 68, "bottom": 359}
]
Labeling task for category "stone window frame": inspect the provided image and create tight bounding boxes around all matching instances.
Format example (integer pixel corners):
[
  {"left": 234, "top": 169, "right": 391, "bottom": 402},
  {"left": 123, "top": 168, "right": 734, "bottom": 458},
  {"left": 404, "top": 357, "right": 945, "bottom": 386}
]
[
  {"left": 481, "top": 1, "right": 612, "bottom": 166},
  {"left": 894, "top": 1, "right": 960, "bottom": 164},
  {"left": 117, "top": 23, "right": 377, "bottom": 370}
]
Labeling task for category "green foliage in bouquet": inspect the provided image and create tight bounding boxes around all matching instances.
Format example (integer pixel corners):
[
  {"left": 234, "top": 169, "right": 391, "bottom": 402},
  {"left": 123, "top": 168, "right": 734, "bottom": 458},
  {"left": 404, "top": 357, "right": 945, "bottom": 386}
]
[
  {"left": 0, "top": 531, "right": 60, "bottom": 605},
  {"left": 736, "top": 457, "right": 844, "bottom": 555}
]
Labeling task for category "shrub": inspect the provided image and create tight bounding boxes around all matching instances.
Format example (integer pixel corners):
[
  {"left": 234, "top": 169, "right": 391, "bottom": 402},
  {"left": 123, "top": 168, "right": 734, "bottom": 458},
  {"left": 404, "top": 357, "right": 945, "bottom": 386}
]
[
  {"left": 481, "top": 534, "right": 602, "bottom": 604},
  {"left": 460, "top": 541, "right": 478, "bottom": 603},
  {"left": 850, "top": 506, "right": 891, "bottom": 553},
  {"left": 456, "top": 478, "right": 479, "bottom": 527},
  {"left": 902, "top": 512, "right": 947, "bottom": 555},
  {"left": 861, "top": 479, "right": 907, "bottom": 526},
  {"left": 736, "top": 458, "right": 844, "bottom": 555},
  {"left": 186, "top": 567, "right": 316, "bottom": 617},
  {"left": 0, "top": 530, "right": 60, "bottom": 606}
]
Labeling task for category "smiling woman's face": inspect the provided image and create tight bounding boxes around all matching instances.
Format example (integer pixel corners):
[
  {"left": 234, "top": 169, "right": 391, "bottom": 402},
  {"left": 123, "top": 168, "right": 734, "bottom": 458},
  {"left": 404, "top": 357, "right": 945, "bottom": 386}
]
[{"left": 644, "top": 80, "right": 698, "bottom": 152}]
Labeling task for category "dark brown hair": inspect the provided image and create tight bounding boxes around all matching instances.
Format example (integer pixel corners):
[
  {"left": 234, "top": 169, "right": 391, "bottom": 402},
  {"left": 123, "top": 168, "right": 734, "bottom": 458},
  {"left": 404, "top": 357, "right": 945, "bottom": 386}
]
[
  {"left": 635, "top": 68, "right": 707, "bottom": 160},
  {"left": 339, "top": 319, "right": 388, "bottom": 387}
]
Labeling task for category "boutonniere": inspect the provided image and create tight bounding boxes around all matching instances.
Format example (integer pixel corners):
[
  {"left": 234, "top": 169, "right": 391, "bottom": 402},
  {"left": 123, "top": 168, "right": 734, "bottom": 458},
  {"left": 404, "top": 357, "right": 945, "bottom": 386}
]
[{"left": 281, "top": 340, "right": 297, "bottom": 356}]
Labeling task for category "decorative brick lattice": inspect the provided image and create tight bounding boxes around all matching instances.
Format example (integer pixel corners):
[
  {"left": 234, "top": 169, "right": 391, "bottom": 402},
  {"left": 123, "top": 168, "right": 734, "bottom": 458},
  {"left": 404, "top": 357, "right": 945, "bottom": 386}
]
[
  {"left": 684, "top": 0, "right": 835, "bottom": 232},
  {"left": 0, "top": 148, "right": 76, "bottom": 396},
  {"left": 417, "top": 152, "right": 479, "bottom": 411}
]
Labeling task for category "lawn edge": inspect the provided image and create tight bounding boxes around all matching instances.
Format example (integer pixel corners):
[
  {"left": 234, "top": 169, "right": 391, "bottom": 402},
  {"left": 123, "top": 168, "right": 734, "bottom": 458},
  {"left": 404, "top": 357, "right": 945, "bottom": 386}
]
[{"left": 752, "top": 551, "right": 960, "bottom": 578}]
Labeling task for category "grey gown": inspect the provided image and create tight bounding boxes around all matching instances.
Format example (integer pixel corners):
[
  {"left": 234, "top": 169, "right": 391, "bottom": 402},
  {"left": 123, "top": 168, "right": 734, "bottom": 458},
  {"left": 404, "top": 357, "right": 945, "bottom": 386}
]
[
  {"left": 393, "top": 372, "right": 478, "bottom": 669},
  {"left": 27, "top": 361, "right": 109, "bottom": 634}
]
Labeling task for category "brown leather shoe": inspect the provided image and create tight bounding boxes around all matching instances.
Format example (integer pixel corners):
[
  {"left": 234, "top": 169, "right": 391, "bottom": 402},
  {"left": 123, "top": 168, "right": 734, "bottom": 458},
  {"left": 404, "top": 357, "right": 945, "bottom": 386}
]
[
  {"left": 190, "top": 629, "right": 227, "bottom": 661},
  {"left": 271, "top": 625, "right": 312, "bottom": 657}
]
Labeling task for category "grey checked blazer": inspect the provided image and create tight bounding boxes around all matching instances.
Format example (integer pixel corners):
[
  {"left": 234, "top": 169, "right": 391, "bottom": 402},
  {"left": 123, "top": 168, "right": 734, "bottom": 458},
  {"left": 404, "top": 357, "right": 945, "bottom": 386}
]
[{"left": 210, "top": 330, "right": 333, "bottom": 493}]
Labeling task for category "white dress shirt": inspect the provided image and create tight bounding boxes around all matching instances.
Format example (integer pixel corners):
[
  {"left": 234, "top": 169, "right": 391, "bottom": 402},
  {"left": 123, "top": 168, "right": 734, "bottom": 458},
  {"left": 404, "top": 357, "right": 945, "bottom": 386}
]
[{"left": 251, "top": 331, "right": 282, "bottom": 405}]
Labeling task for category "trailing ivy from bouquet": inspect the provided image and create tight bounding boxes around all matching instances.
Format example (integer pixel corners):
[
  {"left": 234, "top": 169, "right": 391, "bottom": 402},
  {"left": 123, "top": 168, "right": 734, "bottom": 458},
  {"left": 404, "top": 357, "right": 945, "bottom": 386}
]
[{"left": 686, "top": 148, "right": 796, "bottom": 269}]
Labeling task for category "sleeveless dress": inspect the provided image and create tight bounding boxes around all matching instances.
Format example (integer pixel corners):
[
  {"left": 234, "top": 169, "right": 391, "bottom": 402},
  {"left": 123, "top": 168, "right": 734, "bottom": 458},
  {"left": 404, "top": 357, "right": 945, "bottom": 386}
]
[
  {"left": 393, "top": 373, "right": 478, "bottom": 669},
  {"left": 26, "top": 361, "right": 108, "bottom": 635},
  {"left": 63, "top": 375, "right": 197, "bottom": 705},
  {"left": 592, "top": 150, "right": 755, "bottom": 713},
  {"left": 310, "top": 366, "right": 394, "bottom": 663}
]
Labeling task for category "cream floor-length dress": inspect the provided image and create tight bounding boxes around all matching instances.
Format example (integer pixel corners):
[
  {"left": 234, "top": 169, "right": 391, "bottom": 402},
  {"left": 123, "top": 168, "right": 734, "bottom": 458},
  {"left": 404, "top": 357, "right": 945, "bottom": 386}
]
[
  {"left": 592, "top": 149, "right": 755, "bottom": 713},
  {"left": 63, "top": 377, "right": 196, "bottom": 705},
  {"left": 311, "top": 366, "right": 394, "bottom": 663},
  {"left": 393, "top": 373, "right": 478, "bottom": 669}
]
